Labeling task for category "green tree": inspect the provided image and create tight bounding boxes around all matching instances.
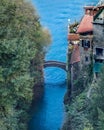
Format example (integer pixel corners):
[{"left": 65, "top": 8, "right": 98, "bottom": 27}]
[{"left": 0, "top": 0, "right": 51, "bottom": 129}]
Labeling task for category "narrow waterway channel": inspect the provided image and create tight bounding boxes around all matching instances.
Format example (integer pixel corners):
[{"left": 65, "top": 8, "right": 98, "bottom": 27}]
[
  {"left": 29, "top": 68, "right": 67, "bottom": 130},
  {"left": 29, "top": 0, "right": 98, "bottom": 130}
]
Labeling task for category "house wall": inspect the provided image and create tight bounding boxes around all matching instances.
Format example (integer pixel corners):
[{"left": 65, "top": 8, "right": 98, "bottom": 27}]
[
  {"left": 80, "top": 45, "right": 92, "bottom": 66},
  {"left": 79, "top": 38, "right": 93, "bottom": 66},
  {"left": 93, "top": 24, "right": 104, "bottom": 48},
  {"left": 93, "top": 14, "right": 104, "bottom": 78}
]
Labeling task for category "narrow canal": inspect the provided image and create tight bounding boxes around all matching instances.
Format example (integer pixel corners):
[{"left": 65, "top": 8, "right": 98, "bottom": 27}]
[{"left": 29, "top": 0, "right": 98, "bottom": 130}]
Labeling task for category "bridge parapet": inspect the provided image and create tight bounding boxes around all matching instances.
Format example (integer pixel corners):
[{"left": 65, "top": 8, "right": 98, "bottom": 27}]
[{"left": 44, "top": 60, "right": 66, "bottom": 71}]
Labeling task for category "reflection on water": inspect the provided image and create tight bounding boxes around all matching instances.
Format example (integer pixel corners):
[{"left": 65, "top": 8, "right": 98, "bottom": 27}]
[{"left": 29, "top": 82, "right": 66, "bottom": 130}]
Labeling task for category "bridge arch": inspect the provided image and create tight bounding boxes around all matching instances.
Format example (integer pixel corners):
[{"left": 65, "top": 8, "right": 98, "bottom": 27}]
[{"left": 43, "top": 60, "right": 66, "bottom": 71}]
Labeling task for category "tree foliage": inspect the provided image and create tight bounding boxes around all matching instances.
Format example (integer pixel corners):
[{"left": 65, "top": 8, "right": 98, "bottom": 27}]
[
  {"left": 89, "top": 67, "right": 104, "bottom": 130},
  {"left": 63, "top": 67, "right": 104, "bottom": 130},
  {"left": 0, "top": 0, "right": 51, "bottom": 129}
]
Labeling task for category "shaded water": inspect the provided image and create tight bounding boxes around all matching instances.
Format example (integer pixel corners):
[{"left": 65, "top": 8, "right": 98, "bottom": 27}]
[{"left": 29, "top": 0, "right": 98, "bottom": 130}]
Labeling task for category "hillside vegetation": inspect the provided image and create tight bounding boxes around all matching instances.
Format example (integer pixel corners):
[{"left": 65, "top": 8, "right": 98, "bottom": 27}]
[
  {"left": 63, "top": 67, "right": 104, "bottom": 130},
  {"left": 0, "top": 0, "right": 51, "bottom": 129}
]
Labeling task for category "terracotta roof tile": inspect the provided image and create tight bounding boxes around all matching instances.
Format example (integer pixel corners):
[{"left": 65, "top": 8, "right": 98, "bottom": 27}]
[
  {"left": 70, "top": 44, "right": 80, "bottom": 64},
  {"left": 68, "top": 34, "right": 80, "bottom": 41},
  {"left": 77, "top": 15, "right": 93, "bottom": 33}
]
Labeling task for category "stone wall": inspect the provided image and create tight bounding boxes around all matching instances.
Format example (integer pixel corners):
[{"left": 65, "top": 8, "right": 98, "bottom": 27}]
[{"left": 93, "top": 24, "right": 104, "bottom": 47}]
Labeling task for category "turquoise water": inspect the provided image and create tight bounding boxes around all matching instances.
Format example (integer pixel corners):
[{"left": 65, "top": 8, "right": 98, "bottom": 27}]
[{"left": 29, "top": 0, "right": 98, "bottom": 130}]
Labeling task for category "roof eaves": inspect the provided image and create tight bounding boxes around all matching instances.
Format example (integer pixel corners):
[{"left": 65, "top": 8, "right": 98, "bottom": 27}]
[
  {"left": 77, "top": 30, "right": 93, "bottom": 34},
  {"left": 94, "top": 8, "right": 104, "bottom": 21}
]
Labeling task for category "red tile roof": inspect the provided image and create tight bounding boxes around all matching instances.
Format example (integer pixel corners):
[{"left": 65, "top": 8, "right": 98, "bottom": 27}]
[
  {"left": 68, "top": 34, "right": 80, "bottom": 41},
  {"left": 70, "top": 44, "right": 80, "bottom": 64},
  {"left": 77, "top": 15, "right": 93, "bottom": 34}
]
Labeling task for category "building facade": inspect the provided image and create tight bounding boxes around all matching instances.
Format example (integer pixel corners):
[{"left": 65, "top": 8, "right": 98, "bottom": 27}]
[
  {"left": 67, "top": 2, "right": 104, "bottom": 98},
  {"left": 93, "top": 5, "right": 104, "bottom": 78}
]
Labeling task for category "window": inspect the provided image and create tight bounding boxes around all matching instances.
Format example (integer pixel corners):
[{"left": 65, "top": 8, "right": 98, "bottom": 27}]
[
  {"left": 82, "top": 40, "right": 90, "bottom": 48},
  {"left": 85, "top": 56, "right": 89, "bottom": 62},
  {"left": 95, "top": 59, "right": 103, "bottom": 63},
  {"left": 96, "top": 48, "right": 103, "bottom": 56}
]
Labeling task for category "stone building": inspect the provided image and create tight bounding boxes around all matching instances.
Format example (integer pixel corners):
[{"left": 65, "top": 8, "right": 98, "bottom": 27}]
[
  {"left": 76, "top": 6, "right": 96, "bottom": 66},
  {"left": 67, "top": 33, "right": 81, "bottom": 97},
  {"left": 67, "top": 2, "right": 104, "bottom": 98},
  {"left": 93, "top": 4, "right": 104, "bottom": 78}
]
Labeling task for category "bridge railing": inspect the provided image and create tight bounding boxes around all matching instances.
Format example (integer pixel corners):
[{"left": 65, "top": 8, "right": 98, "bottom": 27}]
[{"left": 44, "top": 60, "right": 66, "bottom": 71}]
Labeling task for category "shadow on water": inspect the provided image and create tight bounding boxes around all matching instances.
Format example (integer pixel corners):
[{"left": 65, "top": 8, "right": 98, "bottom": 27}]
[
  {"left": 28, "top": 80, "right": 66, "bottom": 130},
  {"left": 44, "top": 80, "right": 67, "bottom": 86}
]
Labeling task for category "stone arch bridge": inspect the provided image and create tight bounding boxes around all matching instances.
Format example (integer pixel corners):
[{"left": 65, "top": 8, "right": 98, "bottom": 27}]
[{"left": 44, "top": 60, "right": 67, "bottom": 71}]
